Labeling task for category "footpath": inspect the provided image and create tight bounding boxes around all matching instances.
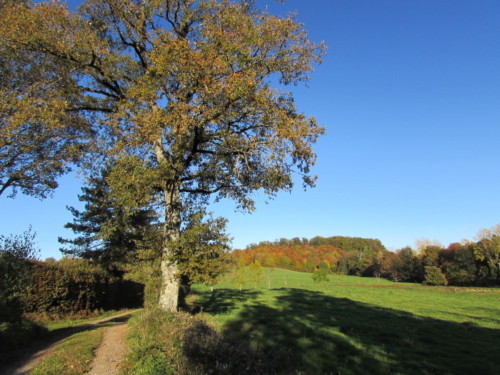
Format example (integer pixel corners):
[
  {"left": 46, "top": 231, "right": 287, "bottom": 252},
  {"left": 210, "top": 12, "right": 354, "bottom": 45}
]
[{"left": 1, "top": 310, "right": 138, "bottom": 375}]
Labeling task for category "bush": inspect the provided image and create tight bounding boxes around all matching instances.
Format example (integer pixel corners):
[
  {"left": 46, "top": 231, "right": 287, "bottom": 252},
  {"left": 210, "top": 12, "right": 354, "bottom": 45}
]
[
  {"left": 124, "top": 258, "right": 162, "bottom": 309},
  {"left": 0, "top": 228, "right": 39, "bottom": 319},
  {"left": 423, "top": 266, "right": 448, "bottom": 286},
  {"left": 0, "top": 228, "right": 46, "bottom": 359},
  {"left": 312, "top": 267, "right": 329, "bottom": 283}
]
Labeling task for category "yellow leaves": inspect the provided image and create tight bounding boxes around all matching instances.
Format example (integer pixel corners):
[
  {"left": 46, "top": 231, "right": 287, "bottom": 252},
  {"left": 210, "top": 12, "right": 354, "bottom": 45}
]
[
  {"left": 1, "top": 94, "right": 70, "bottom": 142},
  {"left": 1, "top": 0, "right": 325, "bottom": 202},
  {"left": 1, "top": 2, "right": 67, "bottom": 48},
  {"left": 106, "top": 155, "right": 159, "bottom": 210}
]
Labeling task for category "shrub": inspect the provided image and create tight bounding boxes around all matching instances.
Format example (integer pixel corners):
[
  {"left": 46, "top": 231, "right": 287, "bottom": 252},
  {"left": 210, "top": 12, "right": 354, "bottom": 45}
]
[
  {"left": 0, "top": 228, "right": 39, "bottom": 319},
  {"left": 0, "top": 228, "right": 46, "bottom": 359},
  {"left": 312, "top": 267, "right": 329, "bottom": 283},
  {"left": 423, "top": 266, "right": 448, "bottom": 286}
]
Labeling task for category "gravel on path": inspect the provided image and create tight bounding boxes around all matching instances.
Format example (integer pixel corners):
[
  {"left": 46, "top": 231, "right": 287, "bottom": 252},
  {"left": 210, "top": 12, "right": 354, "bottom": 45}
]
[{"left": 88, "top": 320, "right": 129, "bottom": 375}]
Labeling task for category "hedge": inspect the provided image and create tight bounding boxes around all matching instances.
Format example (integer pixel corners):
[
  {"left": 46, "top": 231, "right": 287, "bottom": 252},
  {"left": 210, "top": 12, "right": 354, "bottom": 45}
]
[{"left": 25, "top": 261, "right": 144, "bottom": 316}]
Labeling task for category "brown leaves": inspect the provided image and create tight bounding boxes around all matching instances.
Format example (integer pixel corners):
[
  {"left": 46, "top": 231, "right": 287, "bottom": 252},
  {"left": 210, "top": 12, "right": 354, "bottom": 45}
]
[{"left": 1, "top": 0, "right": 326, "bottom": 207}]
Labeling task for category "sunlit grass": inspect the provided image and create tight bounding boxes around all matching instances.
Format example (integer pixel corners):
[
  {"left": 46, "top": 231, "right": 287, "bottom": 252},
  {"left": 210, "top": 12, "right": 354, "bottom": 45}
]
[
  {"left": 190, "top": 268, "right": 500, "bottom": 374},
  {"left": 30, "top": 328, "right": 104, "bottom": 375},
  {"left": 42, "top": 309, "right": 137, "bottom": 331}
]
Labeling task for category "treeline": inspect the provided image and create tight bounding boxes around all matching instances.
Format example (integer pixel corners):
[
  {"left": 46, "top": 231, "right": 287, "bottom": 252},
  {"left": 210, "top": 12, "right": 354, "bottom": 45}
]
[
  {"left": 246, "top": 236, "right": 386, "bottom": 252},
  {"left": 235, "top": 236, "right": 387, "bottom": 274},
  {"left": 234, "top": 230, "right": 500, "bottom": 287},
  {"left": 377, "top": 240, "right": 499, "bottom": 286}
]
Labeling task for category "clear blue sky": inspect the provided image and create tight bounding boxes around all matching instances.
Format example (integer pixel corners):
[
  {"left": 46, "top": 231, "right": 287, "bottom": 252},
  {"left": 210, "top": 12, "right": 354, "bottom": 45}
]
[{"left": 2, "top": 0, "right": 499, "bottom": 259}]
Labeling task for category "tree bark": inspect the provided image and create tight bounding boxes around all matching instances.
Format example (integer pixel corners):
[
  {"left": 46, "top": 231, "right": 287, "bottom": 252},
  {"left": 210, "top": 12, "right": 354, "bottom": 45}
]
[
  {"left": 158, "top": 183, "right": 182, "bottom": 312},
  {"left": 158, "top": 255, "right": 180, "bottom": 311}
]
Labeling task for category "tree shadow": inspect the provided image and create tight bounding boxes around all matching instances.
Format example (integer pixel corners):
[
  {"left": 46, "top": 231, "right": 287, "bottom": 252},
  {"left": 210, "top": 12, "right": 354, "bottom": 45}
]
[
  {"left": 195, "top": 288, "right": 262, "bottom": 315},
  {"left": 187, "top": 288, "right": 499, "bottom": 374}
]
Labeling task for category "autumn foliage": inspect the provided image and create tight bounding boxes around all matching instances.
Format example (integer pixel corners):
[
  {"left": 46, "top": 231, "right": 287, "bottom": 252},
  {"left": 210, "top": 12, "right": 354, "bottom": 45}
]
[
  {"left": 233, "top": 236, "right": 387, "bottom": 275},
  {"left": 234, "top": 245, "right": 342, "bottom": 272},
  {"left": 0, "top": 0, "right": 326, "bottom": 311},
  {"left": 232, "top": 230, "right": 500, "bottom": 287}
]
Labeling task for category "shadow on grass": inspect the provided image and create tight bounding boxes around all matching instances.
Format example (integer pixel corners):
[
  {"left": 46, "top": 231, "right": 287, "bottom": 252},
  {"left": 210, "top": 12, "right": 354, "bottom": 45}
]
[
  {"left": 189, "top": 288, "right": 499, "bottom": 375},
  {"left": 0, "top": 311, "right": 136, "bottom": 375},
  {"left": 199, "top": 289, "right": 262, "bottom": 315}
]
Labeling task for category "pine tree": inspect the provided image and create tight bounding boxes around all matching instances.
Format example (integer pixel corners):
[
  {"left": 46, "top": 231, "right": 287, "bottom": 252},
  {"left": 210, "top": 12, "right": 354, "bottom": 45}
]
[{"left": 59, "top": 166, "right": 159, "bottom": 276}]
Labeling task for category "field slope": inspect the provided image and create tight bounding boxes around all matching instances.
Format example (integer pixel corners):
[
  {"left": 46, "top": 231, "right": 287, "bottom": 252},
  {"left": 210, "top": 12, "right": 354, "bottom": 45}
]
[{"left": 192, "top": 268, "right": 500, "bottom": 375}]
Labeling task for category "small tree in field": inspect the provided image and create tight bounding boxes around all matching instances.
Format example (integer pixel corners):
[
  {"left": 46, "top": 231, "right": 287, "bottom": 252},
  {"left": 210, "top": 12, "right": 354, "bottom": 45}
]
[
  {"left": 1, "top": 0, "right": 325, "bottom": 311},
  {"left": 312, "top": 266, "right": 329, "bottom": 283}
]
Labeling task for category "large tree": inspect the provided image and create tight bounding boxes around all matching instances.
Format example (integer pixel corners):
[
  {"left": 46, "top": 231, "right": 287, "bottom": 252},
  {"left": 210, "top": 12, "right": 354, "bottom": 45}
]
[{"left": 1, "top": 0, "right": 325, "bottom": 311}]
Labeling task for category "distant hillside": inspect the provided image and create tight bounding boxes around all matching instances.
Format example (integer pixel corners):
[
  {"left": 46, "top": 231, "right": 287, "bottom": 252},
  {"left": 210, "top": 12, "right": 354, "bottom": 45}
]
[{"left": 233, "top": 236, "right": 387, "bottom": 274}]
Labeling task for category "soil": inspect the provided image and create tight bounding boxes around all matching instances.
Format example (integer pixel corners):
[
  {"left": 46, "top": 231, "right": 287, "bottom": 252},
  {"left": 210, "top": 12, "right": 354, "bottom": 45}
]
[{"left": 0, "top": 310, "right": 138, "bottom": 375}]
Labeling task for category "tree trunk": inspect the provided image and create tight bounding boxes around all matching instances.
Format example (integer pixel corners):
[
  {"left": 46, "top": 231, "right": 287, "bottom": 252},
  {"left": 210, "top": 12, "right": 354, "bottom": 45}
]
[
  {"left": 159, "top": 255, "right": 179, "bottom": 311},
  {"left": 158, "top": 183, "right": 182, "bottom": 312}
]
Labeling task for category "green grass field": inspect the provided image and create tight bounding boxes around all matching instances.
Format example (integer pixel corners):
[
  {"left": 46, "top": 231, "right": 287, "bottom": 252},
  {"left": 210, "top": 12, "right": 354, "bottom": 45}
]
[{"left": 191, "top": 268, "right": 500, "bottom": 375}]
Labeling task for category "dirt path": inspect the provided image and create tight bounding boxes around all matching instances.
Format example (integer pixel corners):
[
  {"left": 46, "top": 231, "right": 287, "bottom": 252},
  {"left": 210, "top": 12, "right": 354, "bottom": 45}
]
[
  {"left": 1, "top": 310, "right": 139, "bottom": 375},
  {"left": 88, "top": 319, "right": 129, "bottom": 375}
]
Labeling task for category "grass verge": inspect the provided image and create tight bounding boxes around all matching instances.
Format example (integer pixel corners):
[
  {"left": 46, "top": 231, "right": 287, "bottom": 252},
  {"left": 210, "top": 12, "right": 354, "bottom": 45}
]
[
  {"left": 25, "top": 309, "right": 135, "bottom": 331},
  {"left": 30, "top": 328, "right": 104, "bottom": 375},
  {"left": 0, "top": 317, "right": 47, "bottom": 364},
  {"left": 123, "top": 308, "right": 269, "bottom": 375}
]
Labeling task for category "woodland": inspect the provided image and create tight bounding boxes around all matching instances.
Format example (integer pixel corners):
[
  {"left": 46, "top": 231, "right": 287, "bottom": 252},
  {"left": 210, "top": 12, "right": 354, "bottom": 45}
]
[{"left": 235, "top": 232, "right": 500, "bottom": 286}]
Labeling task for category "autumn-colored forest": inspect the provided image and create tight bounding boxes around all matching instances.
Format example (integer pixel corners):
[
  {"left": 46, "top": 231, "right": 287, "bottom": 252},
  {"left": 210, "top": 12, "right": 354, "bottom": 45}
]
[
  {"left": 234, "top": 236, "right": 384, "bottom": 272},
  {"left": 233, "top": 233, "right": 500, "bottom": 287}
]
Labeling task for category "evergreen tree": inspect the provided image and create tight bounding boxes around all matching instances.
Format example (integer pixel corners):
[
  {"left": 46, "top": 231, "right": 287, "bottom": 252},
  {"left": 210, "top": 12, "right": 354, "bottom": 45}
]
[{"left": 59, "top": 166, "right": 159, "bottom": 276}]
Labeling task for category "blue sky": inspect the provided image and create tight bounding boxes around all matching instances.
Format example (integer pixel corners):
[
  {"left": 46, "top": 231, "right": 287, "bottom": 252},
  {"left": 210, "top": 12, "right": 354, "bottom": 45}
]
[{"left": 2, "top": 0, "right": 499, "bottom": 258}]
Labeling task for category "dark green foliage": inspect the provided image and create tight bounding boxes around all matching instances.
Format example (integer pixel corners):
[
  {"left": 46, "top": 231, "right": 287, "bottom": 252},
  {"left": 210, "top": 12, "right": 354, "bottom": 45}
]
[
  {"left": 247, "top": 235, "right": 386, "bottom": 253},
  {"left": 59, "top": 166, "right": 159, "bottom": 275},
  {"left": 396, "top": 247, "right": 423, "bottom": 282},
  {"left": 0, "top": 228, "right": 39, "bottom": 319},
  {"left": 443, "top": 244, "right": 477, "bottom": 285},
  {"left": 174, "top": 210, "right": 232, "bottom": 287},
  {"left": 421, "top": 245, "right": 444, "bottom": 268},
  {"left": 25, "top": 259, "right": 144, "bottom": 317},
  {"left": 423, "top": 266, "right": 448, "bottom": 286},
  {"left": 0, "top": 228, "right": 46, "bottom": 358},
  {"left": 474, "top": 234, "right": 500, "bottom": 284}
]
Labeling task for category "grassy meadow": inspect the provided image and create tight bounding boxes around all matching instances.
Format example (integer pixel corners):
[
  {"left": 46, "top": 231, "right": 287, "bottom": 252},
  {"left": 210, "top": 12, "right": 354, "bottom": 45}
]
[{"left": 187, "top": 268, "right": 500, "bottom": 375}]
